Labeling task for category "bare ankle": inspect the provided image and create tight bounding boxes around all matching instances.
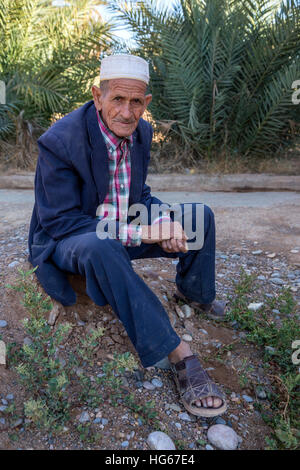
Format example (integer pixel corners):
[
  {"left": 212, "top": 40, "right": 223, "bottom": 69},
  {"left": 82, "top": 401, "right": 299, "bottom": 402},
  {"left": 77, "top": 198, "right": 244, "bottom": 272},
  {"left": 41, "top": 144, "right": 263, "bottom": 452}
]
[{"left": 168, "top": 340, "right": 193, "bottom": 364}]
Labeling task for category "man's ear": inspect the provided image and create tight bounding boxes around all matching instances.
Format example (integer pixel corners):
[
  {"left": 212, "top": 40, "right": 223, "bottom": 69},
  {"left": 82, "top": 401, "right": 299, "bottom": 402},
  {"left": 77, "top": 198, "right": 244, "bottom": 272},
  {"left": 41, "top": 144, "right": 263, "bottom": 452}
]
[
  {"left": 145, "top": 93, "right": 152, "bottom": 109},
  {"left": 91, "top": 85, "right": 103, "bottom": 111}
]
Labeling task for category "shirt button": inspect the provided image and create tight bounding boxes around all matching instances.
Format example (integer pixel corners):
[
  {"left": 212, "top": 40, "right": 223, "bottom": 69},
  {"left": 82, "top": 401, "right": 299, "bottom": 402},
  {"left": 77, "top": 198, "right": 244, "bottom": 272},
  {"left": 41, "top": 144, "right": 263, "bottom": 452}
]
[{"left": 120, "top": 184, "right": 125, "bottom": 189}]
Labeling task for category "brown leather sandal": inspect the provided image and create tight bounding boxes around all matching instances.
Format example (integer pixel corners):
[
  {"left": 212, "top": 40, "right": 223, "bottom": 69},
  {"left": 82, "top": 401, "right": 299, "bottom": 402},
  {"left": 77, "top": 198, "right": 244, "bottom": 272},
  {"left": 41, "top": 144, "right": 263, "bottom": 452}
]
[{"left": 171, "top": 355, "right": 227, "bottom": 417}]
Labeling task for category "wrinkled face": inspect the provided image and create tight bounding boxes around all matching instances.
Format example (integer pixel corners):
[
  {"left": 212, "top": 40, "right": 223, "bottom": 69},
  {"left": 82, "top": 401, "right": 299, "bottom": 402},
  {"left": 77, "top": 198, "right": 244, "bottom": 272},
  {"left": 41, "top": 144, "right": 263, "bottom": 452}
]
[{"left": 92, "top": 78, "right": 152, "bottom": 137}]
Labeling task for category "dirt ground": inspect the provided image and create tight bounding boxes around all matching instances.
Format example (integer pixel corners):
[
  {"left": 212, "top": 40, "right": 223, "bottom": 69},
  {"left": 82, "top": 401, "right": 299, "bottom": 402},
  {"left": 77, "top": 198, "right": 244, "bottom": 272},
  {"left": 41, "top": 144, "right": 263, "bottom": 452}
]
[{"left": 0, "top": 188, "right": 299, "bottom": 450}]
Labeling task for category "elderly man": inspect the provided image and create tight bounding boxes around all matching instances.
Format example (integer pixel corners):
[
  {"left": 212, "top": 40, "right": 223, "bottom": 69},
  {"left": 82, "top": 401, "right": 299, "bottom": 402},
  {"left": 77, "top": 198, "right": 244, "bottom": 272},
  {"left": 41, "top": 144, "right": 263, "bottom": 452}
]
[{"left": 28, "top": 54, "right": 227, "bottom": 417}]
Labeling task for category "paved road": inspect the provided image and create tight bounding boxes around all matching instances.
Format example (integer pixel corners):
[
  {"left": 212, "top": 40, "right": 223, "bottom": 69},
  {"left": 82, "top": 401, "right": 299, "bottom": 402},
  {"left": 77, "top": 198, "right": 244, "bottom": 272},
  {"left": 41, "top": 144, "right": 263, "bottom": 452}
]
[
  {"left": 0, "top": 189, "right": 299, "bottom": 265},
  {"left": 1, "top": 189, "right": 300, "bottom": 207}
]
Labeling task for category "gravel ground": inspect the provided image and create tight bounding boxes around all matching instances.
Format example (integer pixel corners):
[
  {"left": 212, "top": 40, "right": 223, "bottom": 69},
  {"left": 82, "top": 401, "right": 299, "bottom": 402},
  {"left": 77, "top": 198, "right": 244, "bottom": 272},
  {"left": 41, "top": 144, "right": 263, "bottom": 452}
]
[{"left": 0, "top": 218, "right": 299, "bottom": 450}]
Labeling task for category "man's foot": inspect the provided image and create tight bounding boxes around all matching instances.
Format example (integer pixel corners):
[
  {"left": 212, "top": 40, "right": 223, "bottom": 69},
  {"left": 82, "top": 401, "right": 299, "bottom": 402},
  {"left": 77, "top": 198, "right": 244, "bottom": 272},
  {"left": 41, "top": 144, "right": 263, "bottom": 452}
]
[
  {"left": 170, "top": 354, "right": 227, "bottom": 417},
  {"left": 174, "top": 289, "right": 227, "bottom": 321},
  {"left": 168, "top": 341, "right": 226, "bottom": 413}
]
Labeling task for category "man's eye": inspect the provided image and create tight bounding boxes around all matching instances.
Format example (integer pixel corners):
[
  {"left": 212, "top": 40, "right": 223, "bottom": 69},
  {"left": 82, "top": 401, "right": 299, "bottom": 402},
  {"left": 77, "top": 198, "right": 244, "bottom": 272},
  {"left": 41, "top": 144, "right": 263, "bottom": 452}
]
[
  {"left": 133, "top": 99, "right": 141, "bottom": 104},
  {"left": 114, "top": 97, "right": 122, "bottom": 101}
]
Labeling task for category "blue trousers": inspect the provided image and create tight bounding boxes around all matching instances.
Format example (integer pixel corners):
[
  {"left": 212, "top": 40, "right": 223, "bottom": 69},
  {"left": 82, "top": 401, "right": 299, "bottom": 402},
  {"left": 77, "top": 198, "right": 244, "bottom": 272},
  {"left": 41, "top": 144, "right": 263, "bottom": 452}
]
[{"left": 51, "top": 203, "right": 216, "bottom": 367}]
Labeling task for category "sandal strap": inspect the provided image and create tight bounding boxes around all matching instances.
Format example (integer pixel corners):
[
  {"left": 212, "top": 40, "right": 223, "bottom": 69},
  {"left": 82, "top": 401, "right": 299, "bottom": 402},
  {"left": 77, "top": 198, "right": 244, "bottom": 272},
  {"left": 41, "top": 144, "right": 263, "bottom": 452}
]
[{"left": 171, "top": 355, "right": 225, "bottom": 404}]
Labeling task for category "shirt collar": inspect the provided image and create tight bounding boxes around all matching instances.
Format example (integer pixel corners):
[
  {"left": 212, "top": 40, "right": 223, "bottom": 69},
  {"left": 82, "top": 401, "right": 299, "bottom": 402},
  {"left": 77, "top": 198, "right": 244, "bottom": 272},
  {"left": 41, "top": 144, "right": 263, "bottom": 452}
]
[{"left": 96, "top": 108, "right": 133, "bottom": 154}]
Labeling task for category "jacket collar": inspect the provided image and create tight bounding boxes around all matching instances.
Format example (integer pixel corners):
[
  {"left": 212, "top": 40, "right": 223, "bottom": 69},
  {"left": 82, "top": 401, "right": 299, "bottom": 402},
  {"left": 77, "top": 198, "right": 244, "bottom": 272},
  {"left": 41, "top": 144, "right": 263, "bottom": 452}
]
[{"left": 86, "top": 101, "right": 143, "bottom": 206}]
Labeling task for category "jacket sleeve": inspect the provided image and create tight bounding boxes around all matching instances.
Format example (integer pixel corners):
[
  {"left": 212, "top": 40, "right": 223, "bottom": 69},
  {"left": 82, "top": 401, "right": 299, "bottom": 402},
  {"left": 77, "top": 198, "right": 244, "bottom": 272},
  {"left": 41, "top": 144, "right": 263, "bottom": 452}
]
[{"left": 35, "top": 131, "right": 99, "bottom": 240}]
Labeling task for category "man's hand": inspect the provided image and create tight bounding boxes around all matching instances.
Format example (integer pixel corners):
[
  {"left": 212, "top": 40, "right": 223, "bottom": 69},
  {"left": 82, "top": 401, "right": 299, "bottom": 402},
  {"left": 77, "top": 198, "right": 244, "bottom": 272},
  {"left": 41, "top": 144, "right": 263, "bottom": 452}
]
[{"left": 141, "top": 221, "right": 188, "bottom": 253}]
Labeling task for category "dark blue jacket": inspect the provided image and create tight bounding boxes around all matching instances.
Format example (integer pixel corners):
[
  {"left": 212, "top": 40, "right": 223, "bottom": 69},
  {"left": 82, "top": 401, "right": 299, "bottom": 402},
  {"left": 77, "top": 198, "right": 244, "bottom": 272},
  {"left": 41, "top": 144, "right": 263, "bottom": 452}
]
[{"left": 28, "top": 100, "right": 161, "bottom": 306}]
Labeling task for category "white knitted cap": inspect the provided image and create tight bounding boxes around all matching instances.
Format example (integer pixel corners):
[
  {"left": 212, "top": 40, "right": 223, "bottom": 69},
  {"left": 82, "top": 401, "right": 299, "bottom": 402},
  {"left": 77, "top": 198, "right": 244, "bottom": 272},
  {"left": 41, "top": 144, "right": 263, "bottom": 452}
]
[{"left": 100, "top": 54, "right": 149, "bottom": 85}]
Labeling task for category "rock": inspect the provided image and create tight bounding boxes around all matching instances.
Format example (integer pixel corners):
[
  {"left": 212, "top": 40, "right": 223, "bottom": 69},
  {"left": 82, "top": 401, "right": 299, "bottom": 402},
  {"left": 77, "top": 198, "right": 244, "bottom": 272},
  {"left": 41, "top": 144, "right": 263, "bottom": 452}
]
[
  {"left": 143, "top": 381, "right": 156, "bottom": 391},
  {"left": 248, "top": 302, "right": 263, "bottom": 311},
  {"left": 257, "top": 275, "right": 266, "bottom": 281},
  {"left": 0, "top": 406, "right": 7, "bottom": 412},
  {"left": 6, "top": 394, "right": 14, "bottom": 401},
  {"left": 1, "top": 399, "right": 8, "bottom": 405},
  {"left": 167, "top": 403, "right": 182, "bottom": 412},
  {"left": 23, "top": 337, "right": 33, "bottom": 346},
  {"left": 101, "top": 418, "right": 108, "bottom": 425},
  {"left": 182, "top": 334, "right": 192, "bottom": 342},
  {"left": 0, "top": 341, "right": 6, "bottom": 366},
  {"left": 0, "top": 418, "right": 5, "bottom": 425},
  {"left": 181, "top": 304, "right": 193, "bottom": 318},
  {"left": 252, "top": 250, "right": 262, "bottom": 255},
  {"left": 121, "top": 441, "right": 129, "bottom": 448},
  {"left": 78, "top": 411, "right": 90, "bottom": 423},
  {"left": 11, "top": 419, "right": 23, "bottom": 429},
  {"left": 242, "top": 395, "right": 253, "bottom": 403},
  {"left": 147, "top": 431, "right": 176, "bottom": 450},
  {"left": 215, "top": 417, "right": 226, "bottom": 425},
  {"left": 267, "top": 253, "right": 276, "bottom": 258},
  {"left": 175, "top": 422, "right": 182, "bottom": 430},
  {"left": 199, "top": 329, "right": 208, "bottom": 335},
  {"left": 133, "top": 369, "right": 144, "bottom": 381},
  {"left": 0, "top": 320, "right": 7, "bottom": 328},
  {"left": 256, "top": 389, "right": 267, "bottom": 400},
  {"left": 265, "top": 346, "right": 276, "bottom": 354},
  {"left": 178, "top": 412, "right": 193, "bottom": 422},
  {"left": 205, "top": 444, "right": 214, "bottom": 450},
  {"left": 8, "top": 261, "right": 20, "bottom": 268},
  {"left": 151, "top": 378, "right": 163, "bottom": 388},
  {"left": 153, "top": 357, "right": 171, "bottom": 370},
  {"left": 207, "top": 424, "right": 240, "bottom": 450},
  {"left": 48, "top": 302, "right": 60, "bottom": 326},
  {"left": 270, "top": 277, "right": 284, "bottom": 285},
  {"left": 175, "top": 305, "right": 185, "bottom": 319}
]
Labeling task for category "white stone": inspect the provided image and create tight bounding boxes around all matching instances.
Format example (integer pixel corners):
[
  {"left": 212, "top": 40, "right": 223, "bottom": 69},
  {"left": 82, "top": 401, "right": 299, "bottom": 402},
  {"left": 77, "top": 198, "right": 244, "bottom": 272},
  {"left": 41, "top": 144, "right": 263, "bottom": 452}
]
[
  {"left": 175, "top": 305, "right": 185, "bottom": 319},
  {"left": 207, "top": 424, "right": 240, "bottom": 450},
  {"left": 147, "top": 431, "right": 176, "bottom": 450},
  {"left": 0, "top": 341, "right": 6, "bottom": 366},
  {"left": 181, "top": 304, "right": 193, "bottom": 318},
  {"left": 182, "top": 334, "right": 193, "bottom": 342},
  {"left": 247, "top": 302, "right": 263, "bottom": 311}
]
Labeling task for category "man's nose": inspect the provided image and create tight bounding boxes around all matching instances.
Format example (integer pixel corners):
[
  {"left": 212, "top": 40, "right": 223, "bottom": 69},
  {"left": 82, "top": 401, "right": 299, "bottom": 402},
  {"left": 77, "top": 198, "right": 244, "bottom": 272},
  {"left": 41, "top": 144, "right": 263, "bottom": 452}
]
[{"left": 120, "top": 103, "right": 132, "bottom": 120}]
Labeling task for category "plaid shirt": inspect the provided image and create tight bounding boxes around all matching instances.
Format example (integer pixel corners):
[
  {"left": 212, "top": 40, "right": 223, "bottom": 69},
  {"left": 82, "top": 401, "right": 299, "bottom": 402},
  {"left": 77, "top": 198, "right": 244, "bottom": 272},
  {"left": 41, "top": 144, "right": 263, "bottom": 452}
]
[{"left": 96, "top": 109, "right": 171, "bottom": 246}]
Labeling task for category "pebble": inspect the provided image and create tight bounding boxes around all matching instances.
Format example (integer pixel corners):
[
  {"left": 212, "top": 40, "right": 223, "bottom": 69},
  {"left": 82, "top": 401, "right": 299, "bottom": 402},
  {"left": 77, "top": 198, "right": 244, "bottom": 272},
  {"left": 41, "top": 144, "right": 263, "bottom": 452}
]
[
  {"left": 8, "top": 261, "right": 20, "bottom": 268},
  {"left": 0, "top": 406, "right": 7, "bottom": 412},
  {"left": 142, "top": 381, "right": 156, "bottom": 391},
  {"left": 252, "top": 250, "right": 262, "bottom": 255},
  {"left": 101, "top": 418, "right": 108, "bottom": 425},
  {"left": 147, "top": 431, "right": 176, "bottom": 450},
  {"left": 182, "top": 334, "right": 193, "bottom": 342},
  {"left": 167, "top": 403, "right": 182, "bottom": 412},
  {"left": 205, "top": 444, "right": 214, "bottom": 450},
  {"left": 242, "top": 395, "right": 254, "bottom": 403},
  {"left": 1, "top": 399, "right": 8, "bottom": 405},
  {"left": 181, "top": 305, "right": 193, "bottom": 318},
  {"left": 121, "top": 441, "right": 129, "bottom": 448},
  {"left": 78, "top": 411, "right": 90, "bottom": 423},
  {"left": 23, "top": 337, "right": 33, "bottom": 346},
  {"left": 207, "top": 424, "right": 240, "bottom": 450},
  {"left": 175, "top": 422, "right": 182, "bottom": 430},
  {"left": 0, "top": 320, "right": 7, "bottom": 328},
  {"left": 257, "top": 275, "right": 266, "bottom": 280},
  {"left": 248, "top": 302, "right": 263, "bottom": 311},
  {"left": 270, "top": 278, "right": 284, "bottom": 285},
  {"left": 256, "top": 389, "right": 267, "bottom": 400},
  {"left": 0, "top": 418, "right": 5, "bottom": 425},
  {"left": 215, "top": 417, "right": 226, "bottom": 425},
  {"left": 178, "top": 412, "right": 193, "bottom": 422},
  {"left": 153, "top": 357, "right": 171, "bottom": 370},
  {"left": 151, "top": 378, "right": 163, "bottom": 388}
]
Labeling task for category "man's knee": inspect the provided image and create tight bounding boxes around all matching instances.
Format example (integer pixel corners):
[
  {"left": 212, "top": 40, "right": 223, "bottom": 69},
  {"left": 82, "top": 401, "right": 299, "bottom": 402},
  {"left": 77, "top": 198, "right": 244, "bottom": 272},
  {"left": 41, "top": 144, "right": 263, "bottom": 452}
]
[{"left": 75, "top": 232, "right": 126, "bottom": 261}]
